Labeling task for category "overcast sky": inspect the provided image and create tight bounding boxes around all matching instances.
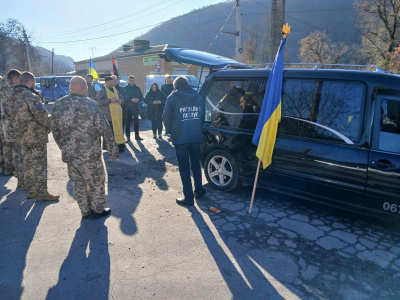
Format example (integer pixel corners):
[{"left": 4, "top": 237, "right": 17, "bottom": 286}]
[{"left": 1, "top": 0, "right": 226, "bottom": 61}]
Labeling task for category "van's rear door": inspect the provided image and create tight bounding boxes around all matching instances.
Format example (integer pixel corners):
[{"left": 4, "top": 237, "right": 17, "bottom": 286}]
[
  {"left": 365, "top": 95, "right": 400, "bottom": 216},
  {"left": 163, "top": 48, "right": 250, "bottom": 69}
]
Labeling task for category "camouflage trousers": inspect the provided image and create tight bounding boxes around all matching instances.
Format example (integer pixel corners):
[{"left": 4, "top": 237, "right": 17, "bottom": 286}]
[
  {"left": 23, "top": 145, "right": 48, "bottom": 196},
  {"left": 12, "top": 142, "right": 23, "bottom": 180},
  {"left": 67, "top": 160, "right": 106, "bottom": 216},
  {"left": 0, "top": 129, "right": 13, "bottom": 169}
]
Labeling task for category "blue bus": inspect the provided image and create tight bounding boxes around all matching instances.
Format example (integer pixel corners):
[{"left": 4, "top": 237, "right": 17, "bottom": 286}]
[{"left": 40, "top": 76, "right": 72, "bottom": 103}]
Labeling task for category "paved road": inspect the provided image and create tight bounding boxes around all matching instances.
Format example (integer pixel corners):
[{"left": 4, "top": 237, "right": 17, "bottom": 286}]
[{"left": 1, "top": 112, "right": 400, "bottom": 299}]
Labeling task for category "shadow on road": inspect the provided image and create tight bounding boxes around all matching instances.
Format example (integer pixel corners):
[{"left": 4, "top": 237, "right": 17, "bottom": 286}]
[
  {"left": 46, "top": 219, "right": 110, "bottom": 300},
  {"left": 190, "top": 185, "right": 400, "bottom": 299},
  {"left": 0, "top": 183, "right": 54, "bottom": 300}
]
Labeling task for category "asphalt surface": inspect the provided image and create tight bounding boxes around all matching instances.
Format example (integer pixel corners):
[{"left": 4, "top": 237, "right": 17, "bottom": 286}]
[{"left": 1, "top": 107, "right": 400, "bottom": 299}]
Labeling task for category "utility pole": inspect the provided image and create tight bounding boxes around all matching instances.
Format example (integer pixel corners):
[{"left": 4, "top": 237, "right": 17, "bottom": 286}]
[
  {"left": 235, "top": 0, "right": 242, "bottom": 62},
  {"left": 269, "top": 0, "right": 286, "bottom": 62},
  {"left": 22, "top": 30, "right": 33, "bottom": 72},
  {"left": 89, "top": 47, "right": 96, "bottom": 58},
  {"left": 51, "top": 48, "right": 54, "bottom": 74}
]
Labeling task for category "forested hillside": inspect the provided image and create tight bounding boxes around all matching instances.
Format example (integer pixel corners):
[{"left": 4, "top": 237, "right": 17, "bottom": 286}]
[{"left": 125, "top": 0, "right": 358, "bottom": 62}]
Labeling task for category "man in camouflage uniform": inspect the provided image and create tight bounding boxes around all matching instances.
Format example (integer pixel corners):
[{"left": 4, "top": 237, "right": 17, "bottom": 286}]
[
  {"left": 10, "top": 72, "right": 59, "bottom": 201},
  {"left": 85, "top": 74, "right": 97, "bottom": 100},
  {"left": 0, "top": 70, "right": 20, "bottom": 176},
  {"left": 51, "top": 76, "right": 119, "bottom": 219}
]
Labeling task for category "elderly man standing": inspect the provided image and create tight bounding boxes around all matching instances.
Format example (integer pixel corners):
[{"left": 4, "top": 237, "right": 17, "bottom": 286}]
[
  {"left": 10, "top": 72, "right": 58, "bottom": 201},
  {"left": 85, "top": 74, "right": 97, "bottom": 100},
  {"left": 51, "top": 76, "right": 118, "bottom": 219},
  {"left": 96, "top": 76, "right": 125, "bottom": 152},
  {"left": 111, "top": 75, "right": 129, "bottom": 144}
]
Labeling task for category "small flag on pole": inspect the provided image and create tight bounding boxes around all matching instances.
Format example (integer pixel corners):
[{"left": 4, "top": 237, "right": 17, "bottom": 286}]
[
  {"left": 112, "top": 56, "right": 119, "bottom": 78},
  {"left": 88, "top": 57, "right": 98, "bottom": 80},
  {"left": 249, "top": 23, "right": 290, "bottom": 214},
  {"left": 252, "top": 23, "right": 291, "bottom": 169}
]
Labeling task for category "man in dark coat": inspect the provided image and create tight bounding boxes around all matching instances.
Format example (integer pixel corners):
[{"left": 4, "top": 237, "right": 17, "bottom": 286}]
[
  {"left": 161, "top": 76, "right": 174, "bottom": 138},
  {"left": 163, "top": 76, "right": 206, "bottom": 206},
  {"left": 161, "top": 76, "right": 174, "bottom": 97},
  {"left": 124, "top": 75, "right": 144, "bottom": 141},
  {"left": 85, "top": 74, "right": 97, "bottom": 100}
]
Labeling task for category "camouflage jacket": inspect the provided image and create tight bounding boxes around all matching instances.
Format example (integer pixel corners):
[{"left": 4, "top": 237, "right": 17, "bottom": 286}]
[
  {"left": 10, "top": 85, "right": 50, "bottom": 146},
  {"left": 0, "top": 79, "right": 14, "bottom": 140},
  {"left": 50, "top": 93, "right": 119, "bottom": 163}
]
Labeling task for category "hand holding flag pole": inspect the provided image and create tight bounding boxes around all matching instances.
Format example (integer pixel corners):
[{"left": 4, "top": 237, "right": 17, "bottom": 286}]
[{"left": 249, "top": 23, "right": 290, "bottom": 214}]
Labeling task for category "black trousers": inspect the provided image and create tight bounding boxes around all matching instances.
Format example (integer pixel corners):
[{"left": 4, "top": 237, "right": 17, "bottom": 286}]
[
  {"left": 151, "top": 119, "right": 163, "bottom": 135},
  {"left": 125, "top": 109, "right": 139, "bottom": 138}
]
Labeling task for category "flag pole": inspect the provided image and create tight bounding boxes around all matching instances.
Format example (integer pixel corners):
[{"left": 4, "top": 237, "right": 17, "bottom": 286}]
[{"left": 249, "top": 159, "right": 262, "bottom": 214}]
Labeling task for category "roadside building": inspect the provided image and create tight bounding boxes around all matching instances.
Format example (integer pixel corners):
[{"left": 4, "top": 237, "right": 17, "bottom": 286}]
[{"left": 74, "top": 40, "right": 203, "bottom": 92}]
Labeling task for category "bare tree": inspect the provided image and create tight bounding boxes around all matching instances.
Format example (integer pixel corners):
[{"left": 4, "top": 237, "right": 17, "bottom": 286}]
[
  {"left": 298, "top": 30, "right": 363, "bottom": 65},
  {"left": 357, "top": 0, "right": 400, "bottom": 66},
  {"left": 241, "top": 24, "right": 262, "bottom": 64}
]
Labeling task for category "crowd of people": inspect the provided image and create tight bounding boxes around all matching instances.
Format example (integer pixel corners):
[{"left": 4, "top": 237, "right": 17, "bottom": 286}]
[{"left": 0, "top": 70, "right": 206, "bottom": 220}]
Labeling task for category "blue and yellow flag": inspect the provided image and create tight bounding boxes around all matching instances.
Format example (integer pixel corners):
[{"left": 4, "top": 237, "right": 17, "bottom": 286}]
[
  {"left": 252, "top": 24, "right": 290, "bottom": 169},
  {"left": 89, "top": 57, "right": 98, "bottom": 80}
]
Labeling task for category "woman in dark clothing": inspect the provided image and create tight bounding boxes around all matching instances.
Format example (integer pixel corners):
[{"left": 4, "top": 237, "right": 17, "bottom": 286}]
[{"left": 145, "top": 82, "right": 166, "bottom": 139}]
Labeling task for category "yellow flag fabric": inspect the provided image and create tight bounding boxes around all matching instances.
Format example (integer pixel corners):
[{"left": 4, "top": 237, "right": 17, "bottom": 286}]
[
  {"left": 105, "top": 87, "right": 125, "bottom": 144},
  {"left": 255, "top": 102, "right": 281, "bottom": 168},
  {"left": 89, "top": 58, "right": 98, "bottom": 80}
]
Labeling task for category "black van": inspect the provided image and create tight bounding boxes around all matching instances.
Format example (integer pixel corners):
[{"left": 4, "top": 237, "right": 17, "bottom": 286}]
[{"left": 164, "top": 48, "right": 400, "bottom": 219}]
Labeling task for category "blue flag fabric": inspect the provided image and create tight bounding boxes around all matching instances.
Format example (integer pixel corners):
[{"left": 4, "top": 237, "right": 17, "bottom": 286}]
[{"left": 251, "top": 38, "right": 286, "bottom": 168}]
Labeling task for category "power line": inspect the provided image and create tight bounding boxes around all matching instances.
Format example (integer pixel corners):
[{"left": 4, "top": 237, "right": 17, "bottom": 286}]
[
  {"left": 40, "top": 0, "right": 185, "bottom": 40},
  {"left": 206, "top": 2, "right": 237, "bottom": 52},
  {"left": 40, "top": 0, "right": 174, "bottom": 38},
  {"left": 244, "top": 7, "right": 354, "bottom": 15},
  {"left": 249, "top": 0, "right": 355, "bottom": 43},
  {"left": 40, "top": 4, "right": 219, "bottom": 44}
]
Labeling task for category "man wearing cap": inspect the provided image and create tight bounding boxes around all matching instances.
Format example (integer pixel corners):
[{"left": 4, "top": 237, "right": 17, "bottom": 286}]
[
  {"left": 85, "top": 74, "right": 97, "bottom": 100},
  {"left": 96, "top": 76, "right": 125, "bottom": 152}
]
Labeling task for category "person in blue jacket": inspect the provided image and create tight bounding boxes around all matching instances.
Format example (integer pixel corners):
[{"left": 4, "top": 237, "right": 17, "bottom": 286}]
[{"left": 163, "top": 76, "right": 206, "bottom": 206}]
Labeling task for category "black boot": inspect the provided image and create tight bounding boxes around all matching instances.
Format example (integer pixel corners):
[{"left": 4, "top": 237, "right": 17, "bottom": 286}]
[
  {"left": 176, "top": 198, "right": 194, "bottom": 206},
  {"left": 90, "top": 208, "right": 111, "bottom": 220}
]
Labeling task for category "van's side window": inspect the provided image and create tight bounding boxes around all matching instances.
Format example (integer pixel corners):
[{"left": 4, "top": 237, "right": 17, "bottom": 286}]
[
  {"left": 280, "top": 79, "right": 365, "bottom": 144},
  {"left": 41, "top": 79, "right": 51, "bottom": 89},
  {"left": 379, "top": 99, "right": 400, "bottom": 153},
  {"left": 205, "top": 79, "right": 266, "bottom": 130}
]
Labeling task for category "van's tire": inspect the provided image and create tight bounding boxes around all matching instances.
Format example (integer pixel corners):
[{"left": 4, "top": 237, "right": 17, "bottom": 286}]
[{"left": 204, "top": 150, "right": 239, "bottom": 191}]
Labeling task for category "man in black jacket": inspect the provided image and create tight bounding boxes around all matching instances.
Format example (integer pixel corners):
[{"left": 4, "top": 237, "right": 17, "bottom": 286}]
[
  {"left": 124, "top": 75, "right": 144, "bottom": 141},
  {"left": 161, "top": 76, "right": 174, "bottom": 97},
  {"left": 161, "top": 76, "right": 174, "bottom": 138},
  {"left": 163, "top": 76, "right": 206, "bottom": 206}
]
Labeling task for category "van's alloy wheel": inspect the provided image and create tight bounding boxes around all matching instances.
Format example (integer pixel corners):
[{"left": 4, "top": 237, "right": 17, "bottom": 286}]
[{"left": 204, "top": 150, "right": 239, "bottom": 191}]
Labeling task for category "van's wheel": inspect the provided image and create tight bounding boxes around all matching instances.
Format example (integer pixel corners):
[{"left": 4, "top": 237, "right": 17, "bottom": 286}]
[
  {"left": 204, "top": 150, "right": 239, "bottom": 191},
  {"left": 43, "top": 97, "right": 48, "bottom": 104}
]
